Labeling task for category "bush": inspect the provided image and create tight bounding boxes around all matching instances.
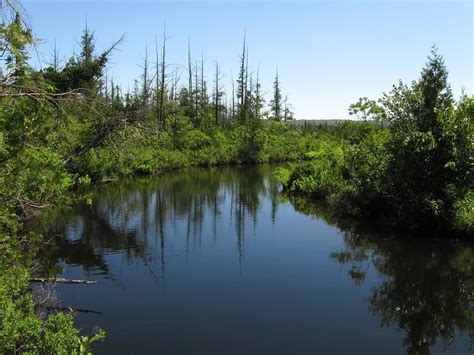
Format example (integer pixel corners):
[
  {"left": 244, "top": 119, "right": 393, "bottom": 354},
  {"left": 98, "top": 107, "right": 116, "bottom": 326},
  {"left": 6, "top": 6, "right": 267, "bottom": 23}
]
[
  {"left": 453, "top": 191, "right": 474, "bottom": 234},
  {"left": 280, "top": 49, "right": 473, "bottom": 235},
  {"left": 5, "top": 147, "right": 74, "bottom": 209},
  {"left": 0, "top": 234, "right": 104, "bottom": 354}
]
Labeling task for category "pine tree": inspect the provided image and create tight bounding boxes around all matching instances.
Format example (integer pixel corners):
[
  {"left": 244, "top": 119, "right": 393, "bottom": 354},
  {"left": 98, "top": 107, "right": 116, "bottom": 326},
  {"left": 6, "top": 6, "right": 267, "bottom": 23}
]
[
  {"left": 417, "top": 46, "right": 453, "bottom": 134},
  {"left": 254, "top": 67, "right": 264, "bottom": 120},
  {"left": 383, "top": 46, "right": 464, "bottom": 229},
  {"left": 80, "top": 20, "right": 95, "bottom": 64},
  {"left": 237, "top": 33, "right": 247, "bottom": 124},
  {"left": 3, "top": 12, "right": 33, "bottom": 83},
  {"left": 270, "top": 69, "right": 282, "bottom": 121}
]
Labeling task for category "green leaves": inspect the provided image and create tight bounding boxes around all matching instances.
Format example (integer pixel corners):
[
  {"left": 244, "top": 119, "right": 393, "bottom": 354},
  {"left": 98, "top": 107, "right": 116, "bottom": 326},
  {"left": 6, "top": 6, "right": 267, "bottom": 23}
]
[
  {"left": 0, "top": 232, "right": 105, "bottom": 354},
  {"left": 6, "top": 147, "right": 74, "bottom": 209},
  {"left": 283, "top": 67, "right": 472, "bottom": 234},
  {"left": 348, "top": 97, "right": 383, "bottom": 121},
  {"left": 0, "top": 12, "right": 33, "bottom": 83}
]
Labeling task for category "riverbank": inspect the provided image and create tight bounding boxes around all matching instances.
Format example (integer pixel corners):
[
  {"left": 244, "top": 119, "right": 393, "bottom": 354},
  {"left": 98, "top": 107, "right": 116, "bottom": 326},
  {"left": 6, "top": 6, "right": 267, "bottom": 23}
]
[
  {"left": 276, "top": 51, "right": 473, "bottom": 237},
  {"left": 276, "top": 118, "right": 473, "bottom": 237}
]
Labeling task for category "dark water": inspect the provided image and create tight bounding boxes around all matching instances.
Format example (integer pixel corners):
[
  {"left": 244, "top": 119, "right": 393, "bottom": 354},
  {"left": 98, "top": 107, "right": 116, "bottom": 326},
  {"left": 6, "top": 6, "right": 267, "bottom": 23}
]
[{"left": 35, "top": 165, "right": 473, "bottom": 354}]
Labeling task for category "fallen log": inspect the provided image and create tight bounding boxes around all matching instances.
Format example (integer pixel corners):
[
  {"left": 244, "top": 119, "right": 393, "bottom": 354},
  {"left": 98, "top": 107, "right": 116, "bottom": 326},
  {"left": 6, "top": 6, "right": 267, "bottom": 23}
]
[
  {"left": 30, "top": 278, "right": 98, "bottom": 285},
  {"left": 43, "top": 306, "right": 103, "bottom": 315}
]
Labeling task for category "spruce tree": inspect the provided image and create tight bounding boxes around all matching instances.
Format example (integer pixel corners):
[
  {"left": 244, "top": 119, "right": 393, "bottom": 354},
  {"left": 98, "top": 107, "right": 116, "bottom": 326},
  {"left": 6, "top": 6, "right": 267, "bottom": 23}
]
[{"left": 270, "top": 69, "right": 282, "bottom": 121}]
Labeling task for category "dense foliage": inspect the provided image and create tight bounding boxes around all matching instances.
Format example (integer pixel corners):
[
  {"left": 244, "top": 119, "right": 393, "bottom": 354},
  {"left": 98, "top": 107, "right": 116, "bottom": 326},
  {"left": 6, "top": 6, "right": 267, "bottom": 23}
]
[{"left": 279, "top": 48, "right": 473, "bottom": 235}]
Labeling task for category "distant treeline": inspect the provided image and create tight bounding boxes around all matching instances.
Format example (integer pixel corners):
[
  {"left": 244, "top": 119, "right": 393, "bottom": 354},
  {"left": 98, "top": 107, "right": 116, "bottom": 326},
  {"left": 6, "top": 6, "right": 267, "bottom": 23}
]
[{"left": 288, "top": 119, "right": 390, "bottom": 128}]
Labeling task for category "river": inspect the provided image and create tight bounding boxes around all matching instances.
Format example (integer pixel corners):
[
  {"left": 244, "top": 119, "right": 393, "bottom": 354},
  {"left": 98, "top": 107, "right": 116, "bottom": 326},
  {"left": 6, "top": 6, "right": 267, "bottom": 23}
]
[{"left": 33, "top": 165, "right": 473, "bottom": 354}]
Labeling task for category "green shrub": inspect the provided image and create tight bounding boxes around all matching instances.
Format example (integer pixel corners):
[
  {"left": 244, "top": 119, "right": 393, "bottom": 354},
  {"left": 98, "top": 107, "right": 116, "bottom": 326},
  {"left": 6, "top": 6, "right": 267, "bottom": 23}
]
[
  {"left": 0, "top": 234, "right": 104, "bottom": 354},
  {"left": 453, "top": 191, "right": 474, "bottom": 234},
  {"left": 5, "top": 147, "right": 74, "bottom": 209}
]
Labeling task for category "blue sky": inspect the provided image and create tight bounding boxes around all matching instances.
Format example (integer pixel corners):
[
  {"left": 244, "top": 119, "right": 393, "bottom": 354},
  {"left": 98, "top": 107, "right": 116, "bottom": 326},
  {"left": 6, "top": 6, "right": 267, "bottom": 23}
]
[{"left": 23, "top": 0, "right": 473, "bottom": 119}]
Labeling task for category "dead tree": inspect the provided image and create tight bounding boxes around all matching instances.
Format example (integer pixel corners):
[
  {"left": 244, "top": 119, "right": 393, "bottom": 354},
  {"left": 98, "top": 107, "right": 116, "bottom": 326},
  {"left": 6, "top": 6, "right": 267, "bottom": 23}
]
[
  {"left": 187, "top": 39, "right": 193, "bottom": 95},
  {"left": 159, "top": 26, "right": 167, "bottom": 130},
  {"left": 213, "top": 61, "right": 224, "bottom": 125}
]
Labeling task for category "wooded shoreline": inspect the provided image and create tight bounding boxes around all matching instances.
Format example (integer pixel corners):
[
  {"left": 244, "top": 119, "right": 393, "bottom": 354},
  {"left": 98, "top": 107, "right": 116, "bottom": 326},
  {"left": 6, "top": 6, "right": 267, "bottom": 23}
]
[{"left": 0, "top": 1, "right": 472, "bottom": 353}]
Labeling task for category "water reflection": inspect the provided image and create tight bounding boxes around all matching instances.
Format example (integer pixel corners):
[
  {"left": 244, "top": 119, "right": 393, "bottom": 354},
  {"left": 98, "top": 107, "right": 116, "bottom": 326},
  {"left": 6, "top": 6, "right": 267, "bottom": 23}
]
[
  {"left": 32, "top": 166, "right": 473, "bottom": 354},
  {"left": 290, "top": 196, "right": 474, "bottom": 354},
  {"left": 37, "top": 165, "right": 280, "bottom": 278}
]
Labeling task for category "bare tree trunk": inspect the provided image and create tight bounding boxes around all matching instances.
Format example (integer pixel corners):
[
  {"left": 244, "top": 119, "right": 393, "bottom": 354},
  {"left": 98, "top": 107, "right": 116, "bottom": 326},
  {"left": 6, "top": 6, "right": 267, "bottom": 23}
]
[
  {"left": 255, "top": 66, "right": 260, "bottom": 119},
  {"left": 52, "top": 39, "right": 60, "bottom": 71},
  {"left": 194, "top": 61, "right": 199, "bottom": 124},
  {"left": 244, "top": 43, "right": 249, "bottom": 122},
  {"left": 30, "top": 278, "right": 98, "bottom": 285},
  {"left": 104, "top": 68, "right": 108, "bottom": 103},
  {"left": 159, "top": 27, "right": 167, "bottom": 130},
  {"left": 232, "top": 80, "right": 235, "bottom": 119},
  {"left": 111, "top": 77, "right": 115, "bottom": 104},
  {"left": 201, "top": 50, "right": 206, "bottom": 113},
  {"left": 155, "top": 36, "right": 160, "bottom": 123},
  {"left": 142, "top": 45, "right": 149, "bottom": 105},
  {"left": 214, "top": 61, "right": 220, "bottom": 125},
  {"left": 238, "top": 33, "right": 246, "bottom": 124},
  {"left": 188, "top": 39, "right": 192, "bottom": 95}
]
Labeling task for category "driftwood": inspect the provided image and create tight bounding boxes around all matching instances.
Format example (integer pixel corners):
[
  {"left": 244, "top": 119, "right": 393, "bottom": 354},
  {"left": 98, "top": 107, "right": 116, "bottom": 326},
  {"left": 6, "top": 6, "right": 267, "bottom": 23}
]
[
  {"left": 30, "top": 278, "right": 98, "bottom": 285},
  {"left": 43, "top": 306, "right": 103, "bottom": 315}
]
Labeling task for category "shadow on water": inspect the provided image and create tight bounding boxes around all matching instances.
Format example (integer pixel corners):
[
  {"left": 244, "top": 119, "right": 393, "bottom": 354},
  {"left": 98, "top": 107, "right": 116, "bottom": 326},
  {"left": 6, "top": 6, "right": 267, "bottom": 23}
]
[
  {"left": 289, "top": 196, "right": 474, "bottom": 355},
  {"left": 31, "top": 165, "right": 473, "bottom": 354}
]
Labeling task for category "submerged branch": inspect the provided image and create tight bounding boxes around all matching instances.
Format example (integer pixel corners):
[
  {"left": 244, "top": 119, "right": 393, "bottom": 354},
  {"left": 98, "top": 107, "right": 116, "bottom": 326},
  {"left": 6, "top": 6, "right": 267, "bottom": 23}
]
[
  {"left": 30, "top": 278, "right": 98, "bottom": 285},
  {"left": 43, "top": 305, "right": 103, "bottom": 315}
]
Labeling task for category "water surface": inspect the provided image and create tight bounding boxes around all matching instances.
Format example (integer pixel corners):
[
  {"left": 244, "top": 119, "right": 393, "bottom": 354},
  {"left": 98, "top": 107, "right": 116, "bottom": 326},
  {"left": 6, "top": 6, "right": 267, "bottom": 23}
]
[{"left": 36, "top": 165, "right": 473, "bottom": 354}]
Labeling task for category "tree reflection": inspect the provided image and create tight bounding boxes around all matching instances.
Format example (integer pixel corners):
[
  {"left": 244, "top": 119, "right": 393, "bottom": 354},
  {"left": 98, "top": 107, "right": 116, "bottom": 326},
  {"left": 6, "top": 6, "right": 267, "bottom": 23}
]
[
  {"left": 289, "top": 196, "right": 474, "bottom": 354},
  {"left": 34, "top": 165, "right": 280, "bottom": 279}
]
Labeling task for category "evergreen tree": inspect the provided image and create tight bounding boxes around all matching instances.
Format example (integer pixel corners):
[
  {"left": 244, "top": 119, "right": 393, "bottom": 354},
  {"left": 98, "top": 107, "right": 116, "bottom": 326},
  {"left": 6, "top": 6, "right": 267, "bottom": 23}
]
[
  {"left": 283, "top": 96, "right": 294, "bottom": 121},
  {"left": 380, "top": 46, "right": 468, "bottom": 229},
  {"left": 1, "top": 12, "right": 33, "bottom": 84},
  {"left": 270, "top": 69, "right": 282, "bottom": 121},
  {"left": 253, "top": 67, "right": 264, "bottom": 120},
  {"left": 79, "top": 21, "right": 95, "bottom": 64},
  {"left": 237, "top": 33, "right": 247, "bottom": 124},
  {"left": 42, "top": 24, "right": 122, "bottom": 96}
]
